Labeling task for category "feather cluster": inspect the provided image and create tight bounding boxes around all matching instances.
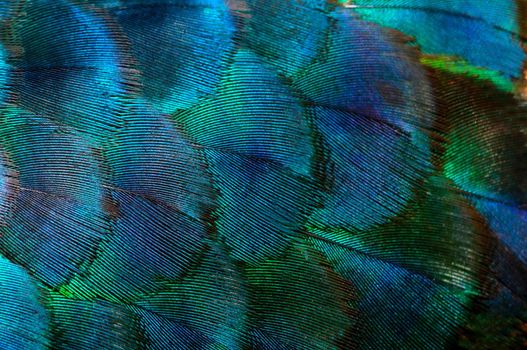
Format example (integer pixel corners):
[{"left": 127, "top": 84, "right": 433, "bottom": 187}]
[{"left": 0, "top": 0, "right": 525, "bottom": 349}]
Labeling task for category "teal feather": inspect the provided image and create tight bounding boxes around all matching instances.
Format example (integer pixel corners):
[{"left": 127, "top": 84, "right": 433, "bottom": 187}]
[
  {"left": 0, "top": 256, "right": 49, "bottom": 350},
  {"left": 0, "top": 0, "right": 525, "bottom": 349}
]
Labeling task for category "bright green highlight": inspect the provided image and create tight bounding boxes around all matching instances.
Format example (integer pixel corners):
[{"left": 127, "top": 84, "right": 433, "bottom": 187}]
[{"left": 421, "top": 56, "right": 514, "bottom": 92}]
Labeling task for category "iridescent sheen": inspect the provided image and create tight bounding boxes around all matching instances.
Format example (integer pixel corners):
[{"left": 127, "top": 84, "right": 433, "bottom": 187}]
[{"left": 0, "top": 0, "right": 525, "bottom": 348}]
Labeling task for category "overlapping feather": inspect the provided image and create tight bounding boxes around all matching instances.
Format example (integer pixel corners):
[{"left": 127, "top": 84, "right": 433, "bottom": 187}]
[{"left": 0, "top": 0, "right": 525, "bottom": 349}]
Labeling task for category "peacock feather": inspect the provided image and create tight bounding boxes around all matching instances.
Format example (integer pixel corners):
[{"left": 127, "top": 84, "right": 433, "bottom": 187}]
[{"left": 0, "top": 0, "right": 525, "bottom": 349}]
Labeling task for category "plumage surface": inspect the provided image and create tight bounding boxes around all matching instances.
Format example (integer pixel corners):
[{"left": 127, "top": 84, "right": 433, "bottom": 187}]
[{"left": 0, "top": 0, "right": 526, "bottom": 349}]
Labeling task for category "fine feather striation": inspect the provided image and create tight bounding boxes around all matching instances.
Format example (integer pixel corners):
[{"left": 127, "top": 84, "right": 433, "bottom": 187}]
[
  {"left": 106, "top": 0, "right": 235, "bottom": 114},
  {"left": 0, "top": 0, "right": 523, "bottom": 349},
  {"left": 0, "top": 108, "right": 108, "bottom": 287},
  {"left": 0, "top": 255, "right": 50, "bottom": 350},
  {"left": 9, "top": 0, "right": 136, "bottom": 143},
  {"left": 349, "top": 0, "right": 525, "bottom": 79}
]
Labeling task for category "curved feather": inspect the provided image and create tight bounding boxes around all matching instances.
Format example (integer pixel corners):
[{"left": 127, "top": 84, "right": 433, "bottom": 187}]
[
  {"left": 11, "top": 0, "right": 131, "bottom": 142},
  {"left": 137, "top": 243, "right": 247, "bottom": 349},
  {"left": 309, "top": 239, "right": 471, "bottom": 350},
  {"left": 176, "top": 48, "right": 314, "bottom": 175},
  {"left": 175, "top": 48, "right": 318, "bottom": 263},
  {"left": 245, "top": 241, "right": 355, "bottom": 349},
  {"left": 0, "top": 108, "right": 107, "bottom": 287},
  {"left": 0, "top": 0, "right": 524, "bottom": 349},
  {"left": 105, "top": 0, "right": 235, "bottom": 114},
  {"left": 241, "top": 0, "right": 329, "bottom": 77},
  {"left": 0, "top": 255, "right": 49, "bottom": 350},
  {"left": 47, "top": 293, "right": 143, "bottom": 349},
  {"left": 295, "top": 12, "right": 434, "bottom": 229},
  {"left": 350, "top": 0, "right": 525, "bottom": 79}
]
